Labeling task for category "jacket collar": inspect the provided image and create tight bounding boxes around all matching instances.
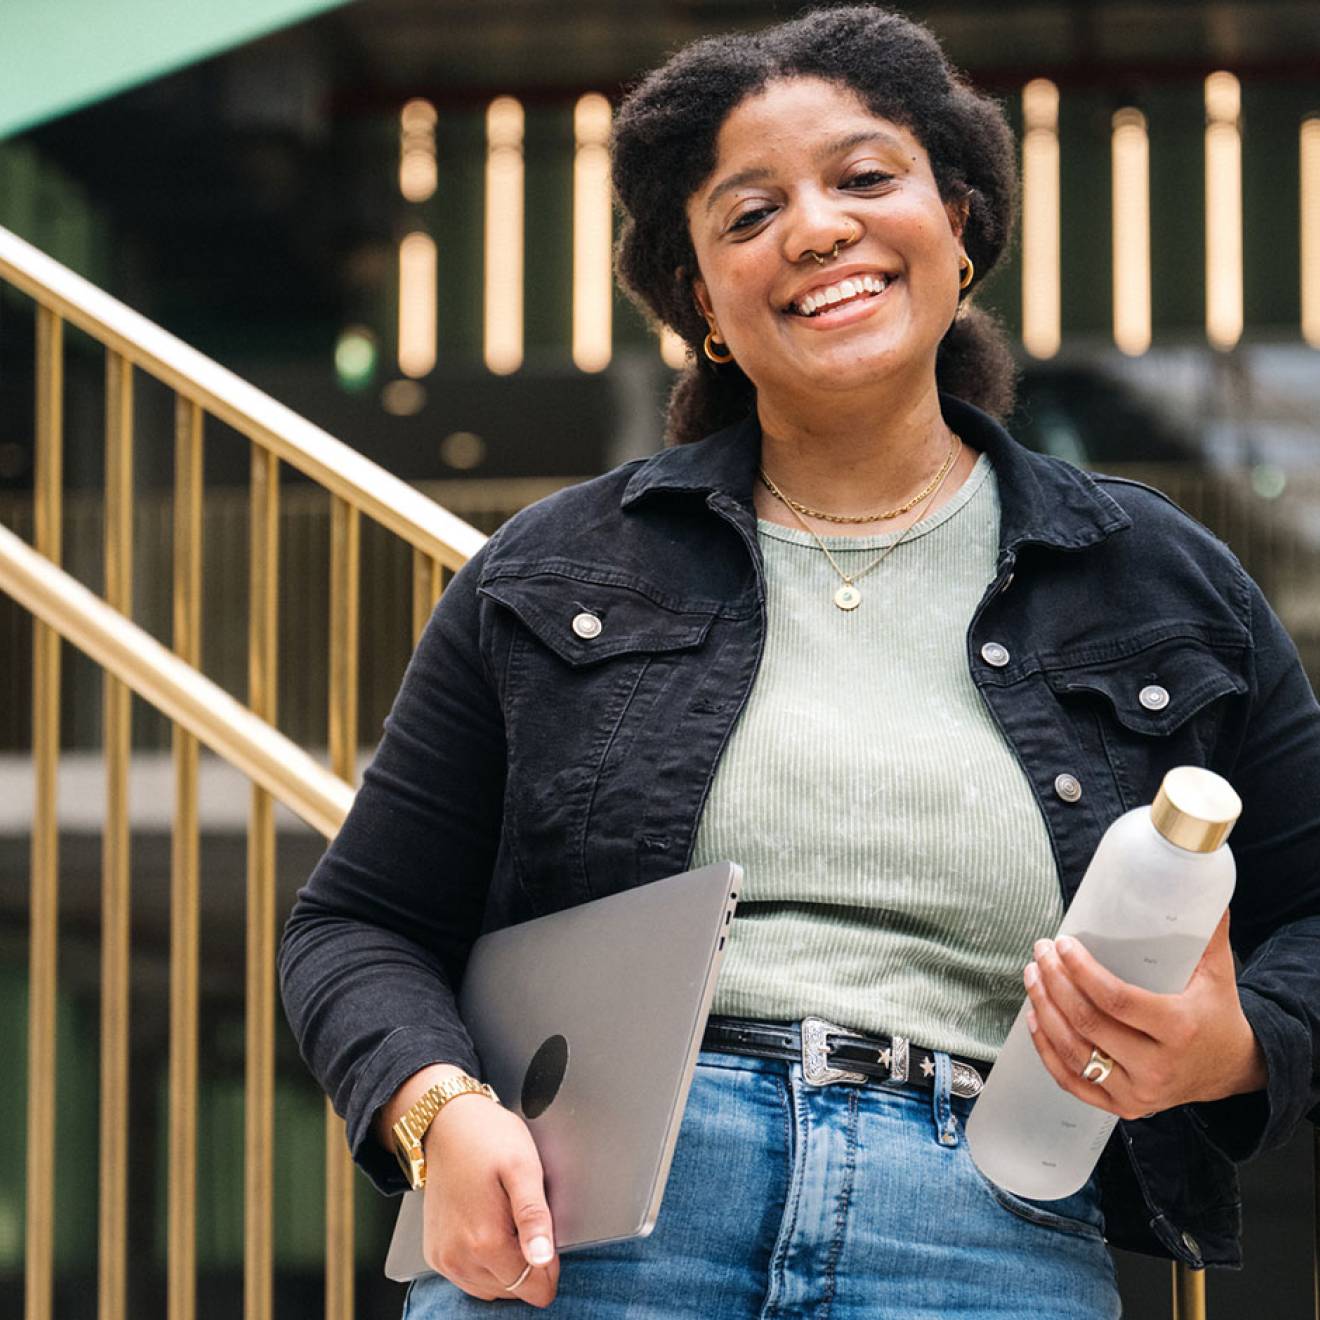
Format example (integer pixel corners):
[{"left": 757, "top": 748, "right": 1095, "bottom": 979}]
[{"left": 620, "top": 393, "right": 1131, "bottom": 555}]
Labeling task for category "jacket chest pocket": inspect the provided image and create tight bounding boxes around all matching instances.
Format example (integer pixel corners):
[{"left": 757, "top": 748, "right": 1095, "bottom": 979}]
[
  {"left": 483, "top": 572, "right": 718, "bottom": 668},
  {"left": 480, "top": 571, "right": 724, "bottom": 902},
  {"left": 1042, "top": 637, "right": 1248, "bottom": 809}
]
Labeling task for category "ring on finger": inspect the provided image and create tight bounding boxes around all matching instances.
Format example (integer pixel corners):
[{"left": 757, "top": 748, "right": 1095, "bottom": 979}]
[
  {"left": 502, "top": 1263, "right": 533, "bottom": 1293},
  {"left": 1081, "top": 1046, "right": 1115, "bottom": 1085}
]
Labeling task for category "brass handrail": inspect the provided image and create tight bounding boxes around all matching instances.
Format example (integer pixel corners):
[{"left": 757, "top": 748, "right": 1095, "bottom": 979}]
[
  {"left": 0, "top": 225, "right": 484, "bottom": 571},
  {"left": 0, "top": 522, "right": 353, "bottom": 837}
]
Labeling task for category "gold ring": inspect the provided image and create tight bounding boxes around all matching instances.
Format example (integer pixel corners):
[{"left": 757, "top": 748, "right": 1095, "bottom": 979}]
[
  {"left": 503, "top": 1263, "right": 533, "bottom": 1293},
  {"left": 1082, "top": 1046, "right": 1115, "bottom": 1085}
]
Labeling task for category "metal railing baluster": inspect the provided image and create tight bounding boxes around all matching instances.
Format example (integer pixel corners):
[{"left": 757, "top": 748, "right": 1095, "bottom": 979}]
[
  {"left": 326, "top": 494, "right": 361, "bottom": 1320},
  {"left": 1172, "top": 1263, "right": 1205, "bottom": 1319},
  {"left": 412, "top": 546, "right": 443, "bottom": 644},
  {"left": 246, "top": 447, "right": 279, "bottom": 1320},
  {"left": 99, "top": 349, "right": 134, "bottom": 1320},
  {"left": 169, "top": 396, "right": 204, "bottom": 1320},
  {"left": 25, "top": 305, "right": 63, "bottom": 1320}
]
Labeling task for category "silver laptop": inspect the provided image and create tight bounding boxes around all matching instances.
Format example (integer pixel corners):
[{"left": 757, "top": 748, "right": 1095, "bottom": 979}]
[{"left": 384, "top": 861, "right": 741, "bottom": 1281}]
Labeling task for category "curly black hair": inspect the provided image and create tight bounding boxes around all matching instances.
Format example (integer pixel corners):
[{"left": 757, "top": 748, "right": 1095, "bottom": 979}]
[{"left": 611, "top": 5, "right": 1019, "bottom": 445}]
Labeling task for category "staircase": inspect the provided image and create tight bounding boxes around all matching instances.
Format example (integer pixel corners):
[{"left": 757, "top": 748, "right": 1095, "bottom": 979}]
[{"left": 0, "top": 221, "right": 481, "bottom": 1320}]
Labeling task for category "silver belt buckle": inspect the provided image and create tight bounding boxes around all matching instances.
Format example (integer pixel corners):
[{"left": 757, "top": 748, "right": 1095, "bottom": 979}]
[{"left": 800, "top": 1015, "right": 868, "bottom": 1087}]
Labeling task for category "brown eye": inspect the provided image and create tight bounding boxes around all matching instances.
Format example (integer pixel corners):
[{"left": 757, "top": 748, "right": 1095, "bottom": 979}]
[
  {"left": 728, "top": 206, "right": 774, "bottom": 233},
  {"left": 844, "top": 170, "right": 893, "bottom": 189}
]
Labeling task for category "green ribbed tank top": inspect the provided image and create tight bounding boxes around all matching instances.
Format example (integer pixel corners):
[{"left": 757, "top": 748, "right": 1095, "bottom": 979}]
[{"left": 691, "top": 455, "right": 1062, "bottom": 1062}]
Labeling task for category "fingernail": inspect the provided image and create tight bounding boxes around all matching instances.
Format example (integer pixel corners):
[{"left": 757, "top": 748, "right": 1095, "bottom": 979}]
[
  {"left": 1033, "top": 938, "right": 1052, "bottom": 961},
  {"left": 1026, "top": 1008, "right": 1038, "bottom": 1034},
  {"left": 1056, "top": 936, "right": 1076, "bottom": 956},
  {"left": 526, "top": 1236, "right": 553, "bottom": 1265},
  {"left": 1023, "top": 962, "right": 1039, "bottom": 990}
]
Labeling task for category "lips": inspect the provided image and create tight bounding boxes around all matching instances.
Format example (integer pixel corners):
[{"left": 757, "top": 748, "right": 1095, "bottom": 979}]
[{"left": 786, "top": 272, "right": 895, "bottom": 318}]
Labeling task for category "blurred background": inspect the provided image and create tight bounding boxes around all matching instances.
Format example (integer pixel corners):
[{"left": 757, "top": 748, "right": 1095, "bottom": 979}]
[{"left": 0, "top": 1, "right": 1317, "bottom": 1316}]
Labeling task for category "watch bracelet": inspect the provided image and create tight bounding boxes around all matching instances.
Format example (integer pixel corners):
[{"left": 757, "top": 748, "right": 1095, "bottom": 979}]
[
  {"left": 402, "top": 1073, "right": 500, "bottom": 1137},
  {"left": 393, "top": 1072, "right": 500, "bottom": 1189}
]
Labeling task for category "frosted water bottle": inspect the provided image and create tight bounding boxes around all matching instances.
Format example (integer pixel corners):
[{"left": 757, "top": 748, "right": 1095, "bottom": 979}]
[{"left": 965, "top": 765, "right": 1241, "bottom": 1200}]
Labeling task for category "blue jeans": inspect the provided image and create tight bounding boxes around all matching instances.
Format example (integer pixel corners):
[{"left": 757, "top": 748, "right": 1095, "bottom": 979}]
[{"left": 403, "top": 1049, "right": 1121, "bottom": 1318}]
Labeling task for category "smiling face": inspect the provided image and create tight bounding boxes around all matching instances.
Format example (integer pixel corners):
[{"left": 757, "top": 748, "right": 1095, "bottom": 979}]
[{"left": 686, "top": 77, "right": 969, "bottom": 415}]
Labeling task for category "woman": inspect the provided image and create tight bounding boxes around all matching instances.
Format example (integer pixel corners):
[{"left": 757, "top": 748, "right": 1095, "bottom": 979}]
[{"left": 280, "top": 8, "right": 1320, "bottom": 1316}]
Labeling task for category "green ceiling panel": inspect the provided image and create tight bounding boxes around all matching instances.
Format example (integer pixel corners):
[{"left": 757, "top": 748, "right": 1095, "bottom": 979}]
[{"left": 0, "top": 0, "right": 355, "bottom": 140}]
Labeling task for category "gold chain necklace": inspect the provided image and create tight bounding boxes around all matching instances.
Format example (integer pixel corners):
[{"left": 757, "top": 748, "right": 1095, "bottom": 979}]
[
  {"left": 758, "top": 431, "right": 959, "bottom": 524},
  {"left": 761, "top": 438, "right": 962, "bottom": 611}
]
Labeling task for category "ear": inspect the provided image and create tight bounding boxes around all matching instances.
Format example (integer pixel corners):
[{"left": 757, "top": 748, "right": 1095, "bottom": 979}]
[
  {"left": 945, "top": 190, "right": 971, "bottom": 242},
  {"left": 690, "top": 272, "right": 716, "bottom": 329}
]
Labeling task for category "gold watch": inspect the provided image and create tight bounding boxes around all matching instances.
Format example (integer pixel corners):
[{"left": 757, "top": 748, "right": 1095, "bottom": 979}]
[{"left": 391, "top": 1073, "right": 500, "bottom": 1191}]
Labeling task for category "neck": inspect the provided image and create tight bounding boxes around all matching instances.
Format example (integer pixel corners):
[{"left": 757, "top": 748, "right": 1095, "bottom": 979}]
[{"left": 755, "top": 379, "right": 953, "bottom": 518}]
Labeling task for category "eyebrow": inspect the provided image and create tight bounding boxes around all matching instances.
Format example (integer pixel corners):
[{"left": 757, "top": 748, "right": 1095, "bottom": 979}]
[{"left": 703, "top": 129, "right": 909, "bottom": 212}]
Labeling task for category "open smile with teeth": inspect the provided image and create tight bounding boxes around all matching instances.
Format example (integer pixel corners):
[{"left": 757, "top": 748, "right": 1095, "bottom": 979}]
[{"left": 789, "top": 273, "right": 894, "bottom": 317}]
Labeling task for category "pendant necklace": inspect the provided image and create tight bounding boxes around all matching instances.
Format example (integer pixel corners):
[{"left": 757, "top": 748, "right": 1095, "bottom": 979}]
[{"left": 759, "top": 433, "right": 961, "bottom": 612}]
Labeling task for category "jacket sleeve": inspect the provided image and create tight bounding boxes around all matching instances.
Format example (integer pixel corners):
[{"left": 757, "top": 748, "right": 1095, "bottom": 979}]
[
  {"left": 278, "top": 543, "right": 505, "bottom": 1194},
  {"left": 1192, "top": 573, "right": 1320, "bottom": 1161}
]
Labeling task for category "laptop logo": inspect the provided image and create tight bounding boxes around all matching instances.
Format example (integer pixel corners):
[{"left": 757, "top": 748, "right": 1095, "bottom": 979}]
[{"left": 521, "top": 1034, "right": 569, "bottom": 1120}]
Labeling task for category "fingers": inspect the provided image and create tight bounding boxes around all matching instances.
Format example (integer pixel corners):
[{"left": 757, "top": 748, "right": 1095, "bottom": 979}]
[
  {"left": 421, "top": 1103, "right": 560, "bottom": 1308},
  {"left": 448, "top": 1180, "right": 557, "bottom": 1309},
  {"left": 1028, "top": 939, "right": 1151, "bottom": 1068},
  {"left": 432, "top": 1231, "right": 557, "bottom": 1308},
  {"left": 1023, "top": 958, "right": 1125, "bottom": 1116},
  {"left": 1025, "top": 939, "right": 1186, "bottom": 1121},
  {"left": 1023, "top": 915, "right": 1244, "bottom": 1120},
  {"left": 501, "top": 1159, "right": 559, "bottom": 1290},
  {"left": 502, "top": 1160, "right": 557, "bottom": 1268},
  {"left": 491, "top": 1259, "right": 559, "bottom": 1306},
  {"left": 1025, "top": 1000, "right": 1124, "bottom": 1117},
  {"left": 1048, "top": 936, "right": 1173, "bottom": 1033}
]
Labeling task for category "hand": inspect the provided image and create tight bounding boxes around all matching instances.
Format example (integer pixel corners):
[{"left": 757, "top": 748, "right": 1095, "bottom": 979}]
[
  {"left": 421, "top": 1092, "right": 559, "bottom": 1306},
  {"left": 1022, "top": 910, "right": 1267, "bottom": 1122}
]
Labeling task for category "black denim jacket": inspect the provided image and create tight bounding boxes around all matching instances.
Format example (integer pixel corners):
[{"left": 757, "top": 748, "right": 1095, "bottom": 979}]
[{"left": 280, "top": 395, "right": 1320, "bottom": 1268}]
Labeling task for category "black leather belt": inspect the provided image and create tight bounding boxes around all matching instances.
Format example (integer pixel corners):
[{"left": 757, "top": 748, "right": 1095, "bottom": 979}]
[{"left": 702, "top": 1015, "right": 991, "bottom": 1100}]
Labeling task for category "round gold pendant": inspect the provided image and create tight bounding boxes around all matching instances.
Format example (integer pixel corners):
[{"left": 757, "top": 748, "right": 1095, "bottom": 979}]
[{"left": 834, "top": 584, "right": 862, "bottom": 611}]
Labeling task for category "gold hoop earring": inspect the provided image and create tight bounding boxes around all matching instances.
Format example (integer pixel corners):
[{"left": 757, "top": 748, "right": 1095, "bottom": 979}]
[
  {"left": 959, "top": 255, "right": 975, "bottom": 290},
  {"left": 703, "top": 331, "right": 734, "bottom": 364}
]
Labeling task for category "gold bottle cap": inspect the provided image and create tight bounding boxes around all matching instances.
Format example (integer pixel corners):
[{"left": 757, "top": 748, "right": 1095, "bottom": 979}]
[{"left": 1150, "top": 766, "right": 1242, "bottom": 853}]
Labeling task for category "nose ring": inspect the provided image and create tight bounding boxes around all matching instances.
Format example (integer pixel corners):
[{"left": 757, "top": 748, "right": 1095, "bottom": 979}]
[{"left": 806, "top": 222, "right": 859, "bottom": 266}]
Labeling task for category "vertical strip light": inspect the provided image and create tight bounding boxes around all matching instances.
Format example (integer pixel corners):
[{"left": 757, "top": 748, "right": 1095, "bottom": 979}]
[
  {"left": 399, "top": 98, "right": 437, "bottom": 203},
  {"left": 1111, "top": 108, "right": 1152, "bottom": 356},
  {"left": 397, "top": 232, "right": 437, "bottom": 377},
  {"left": 1204, "top": 71, "right": 1243, "bottom": 351},
  {"left": 573, "top": 93, "right": 613, "bottom": 372},
  {"left": 1301, "top": 116, "right": 1320, "bottom": 348},
  {"left": 485, "top": 96, "right": 525, "bottom": 375},
  {"left": 1022, "top": 79, "right": 1061, "bottom": 358},
  {"left": 660, "top": 326, "right": 688, "bottom": 368}
]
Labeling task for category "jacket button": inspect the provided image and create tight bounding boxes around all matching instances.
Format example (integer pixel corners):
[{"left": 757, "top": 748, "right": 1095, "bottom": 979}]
[
  {"left": 1139, "top": 684, "right": 1169, "bottom": 710},
  {"left": 980, "top": 642, "right": 1010, "bottom": 668},
  {"left": 571, "top": 611, "right": 603, "bottom": 639},
  {"left": 1054, "top": 773, "right": 1083, "bottom": 803}
]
